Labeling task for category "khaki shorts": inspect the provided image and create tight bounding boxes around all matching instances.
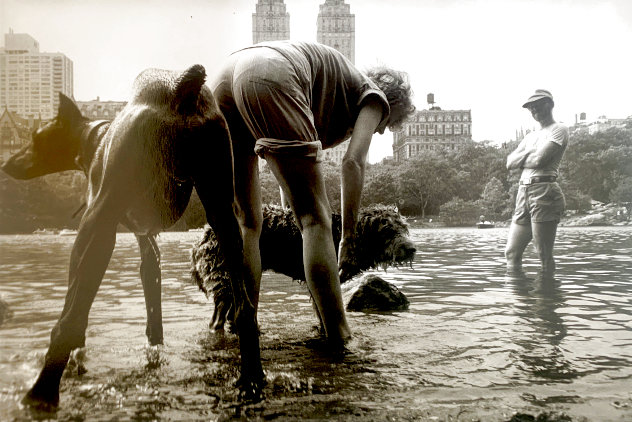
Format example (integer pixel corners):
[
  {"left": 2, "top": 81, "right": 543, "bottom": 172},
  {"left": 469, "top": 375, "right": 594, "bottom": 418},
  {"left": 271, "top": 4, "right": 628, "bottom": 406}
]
[
  {"left": 211, "top": 47, "right": 322, "bottom": 161},
  {"left": 512, "top": 182, "right": 566, "bottom": 224}
]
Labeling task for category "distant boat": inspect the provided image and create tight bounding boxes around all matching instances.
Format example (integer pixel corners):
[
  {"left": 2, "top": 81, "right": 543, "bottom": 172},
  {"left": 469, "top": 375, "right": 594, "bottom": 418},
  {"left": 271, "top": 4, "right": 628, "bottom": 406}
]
[
  {"left": 59, "top": 229, "right": 78, "bottom": 236},
  {"left": 33, "top": 228, "right": 58, "bottom": 235},
  {"left": 476, "top": 222, "right": 495, "bottom": 229}
]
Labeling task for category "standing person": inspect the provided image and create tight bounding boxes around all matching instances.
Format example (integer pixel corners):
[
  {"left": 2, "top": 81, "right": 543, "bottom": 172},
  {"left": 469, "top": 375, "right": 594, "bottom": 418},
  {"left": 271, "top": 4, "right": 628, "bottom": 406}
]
[
  {"left": 211, "top": 40, "right": 414, "bottom": 345},
  {"left": 505, "top": 89, "right": 569, "bottom": 276}
]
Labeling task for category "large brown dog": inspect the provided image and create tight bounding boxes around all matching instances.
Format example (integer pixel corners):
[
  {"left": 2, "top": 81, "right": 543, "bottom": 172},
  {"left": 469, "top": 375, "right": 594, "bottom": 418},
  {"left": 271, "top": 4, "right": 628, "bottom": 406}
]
[
  {"left": 191, "top": 204, "right": 416, "bottom": 331},
  {"left": 2, "top": 66, "right": 263, "bottom": 409}
]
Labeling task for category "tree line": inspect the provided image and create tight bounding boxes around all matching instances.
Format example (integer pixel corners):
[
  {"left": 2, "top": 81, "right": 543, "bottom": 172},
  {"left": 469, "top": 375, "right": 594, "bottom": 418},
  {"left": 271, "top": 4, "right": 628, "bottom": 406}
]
[{"left": 1, "top": 125, "right": 630, "bottom": 233}]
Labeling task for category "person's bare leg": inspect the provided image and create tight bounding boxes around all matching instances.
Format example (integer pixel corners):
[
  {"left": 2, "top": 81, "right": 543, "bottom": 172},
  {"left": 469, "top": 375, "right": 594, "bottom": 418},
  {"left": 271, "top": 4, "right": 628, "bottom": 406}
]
[
  {"left": 505, "top": 222, "right": 533, "bottom": 274},
  {"left": 233, "top": 154, "right": 263, "bottom": 311},
  {"left": 265, "top": 154, "right": 351, "bottom": 345},
  {"left": 532, "top": 220, "right": 558, "bottom": 275}
]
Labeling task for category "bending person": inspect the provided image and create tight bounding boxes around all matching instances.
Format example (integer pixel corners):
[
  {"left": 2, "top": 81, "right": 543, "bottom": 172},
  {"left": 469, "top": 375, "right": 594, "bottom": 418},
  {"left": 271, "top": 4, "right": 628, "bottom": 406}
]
[
  {"left": 211, "top": 40, "right": 414, "bottom": 345},
  {"left": 505, "top": 89, "right": 569, "bottom": 276}
]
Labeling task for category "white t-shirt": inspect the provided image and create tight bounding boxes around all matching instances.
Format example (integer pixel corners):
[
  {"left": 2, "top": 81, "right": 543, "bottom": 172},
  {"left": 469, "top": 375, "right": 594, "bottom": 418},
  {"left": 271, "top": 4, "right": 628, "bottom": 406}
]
[{"left": 521, "top": 122, "right": 569, "bottom": 179}]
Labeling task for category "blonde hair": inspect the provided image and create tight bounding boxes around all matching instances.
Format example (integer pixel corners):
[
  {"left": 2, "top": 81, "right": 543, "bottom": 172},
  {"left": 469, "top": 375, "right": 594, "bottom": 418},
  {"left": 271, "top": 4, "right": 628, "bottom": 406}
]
[{"left": 366, "top": 66, "right": 415, "bottom": 130}]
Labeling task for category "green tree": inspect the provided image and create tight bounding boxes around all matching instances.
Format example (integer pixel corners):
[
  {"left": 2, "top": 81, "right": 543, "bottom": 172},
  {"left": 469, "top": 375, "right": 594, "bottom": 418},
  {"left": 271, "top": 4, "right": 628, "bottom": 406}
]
[
  {"left": 610, "top": 176, "right": 632, "bottom": 218},
  {"left": 362, "top": 163, "right": 400, "bottom": 208},
  {"left": 477, "top": 176, "right": 510, "bottom": 221},
  {"left": 439, "top": 198, "right": 480, "bottom": 226},
  {"left": 396, "top": 152, "right": 457, "bottom": 217},
  {"left": 445, "top": 140, "right": 509, "bottom": 201},
  {"left": 561, "top": 128, "right": 632, "bottom": 203},
  {"left": 0, "top": 171, "right": 71, "bottom": 233},
  {"left": 259, "top": 164, "right": 282, "bottom": 206},
  {"left": 610, "top": 176, "right": 632, "bottom": 204}
]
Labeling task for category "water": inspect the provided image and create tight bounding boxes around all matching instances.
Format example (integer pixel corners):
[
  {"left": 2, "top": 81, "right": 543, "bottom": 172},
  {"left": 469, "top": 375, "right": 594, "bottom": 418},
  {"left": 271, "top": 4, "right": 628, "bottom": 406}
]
[{"left": 0, "top": 227, "right": 631, "bottom": 421}]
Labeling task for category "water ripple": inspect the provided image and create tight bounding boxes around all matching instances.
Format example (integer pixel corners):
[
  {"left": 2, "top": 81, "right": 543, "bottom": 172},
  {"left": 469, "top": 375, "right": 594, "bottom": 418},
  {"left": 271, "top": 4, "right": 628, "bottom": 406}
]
[{"left": 0, "top": 227, "right": 631, "bottom": 420}]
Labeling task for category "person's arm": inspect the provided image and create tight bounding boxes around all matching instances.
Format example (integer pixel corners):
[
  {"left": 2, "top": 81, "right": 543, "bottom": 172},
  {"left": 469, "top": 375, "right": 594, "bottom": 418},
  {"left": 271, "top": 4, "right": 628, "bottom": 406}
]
[
  {"left": 506, "top": 139, "right": 532, "bottom": 170},
  {"left": 523, "top": 137, "right": 564, "bottom": 169},
  {"left": 338, "top": 99, "right": 383, "bottom": 279}
]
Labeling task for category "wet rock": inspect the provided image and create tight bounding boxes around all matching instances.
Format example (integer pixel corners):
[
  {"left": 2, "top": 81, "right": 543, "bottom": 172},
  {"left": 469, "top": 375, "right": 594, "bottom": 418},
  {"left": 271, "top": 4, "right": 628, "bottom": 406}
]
[
  {"left": 574, "top": 213, "right": 608, "bottom": 226},
  {"left": 507, "top": 411, "right": 573, "bottom": 421},
  {"left": 343, "top": 275, "right": 409, "bottom": 312}
]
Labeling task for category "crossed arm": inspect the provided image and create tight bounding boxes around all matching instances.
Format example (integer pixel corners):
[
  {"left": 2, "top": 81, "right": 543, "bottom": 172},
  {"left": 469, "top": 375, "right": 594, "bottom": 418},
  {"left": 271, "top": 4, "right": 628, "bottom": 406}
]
[{"left": 506, "top": 137, "right": 562, "bottom": 170}]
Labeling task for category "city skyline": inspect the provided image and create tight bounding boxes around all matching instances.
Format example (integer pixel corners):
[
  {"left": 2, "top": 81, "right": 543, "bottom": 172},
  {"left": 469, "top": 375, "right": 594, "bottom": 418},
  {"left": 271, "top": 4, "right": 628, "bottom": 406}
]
[{"left": 2, "top": 0, "right": 631, "bottom": 162}]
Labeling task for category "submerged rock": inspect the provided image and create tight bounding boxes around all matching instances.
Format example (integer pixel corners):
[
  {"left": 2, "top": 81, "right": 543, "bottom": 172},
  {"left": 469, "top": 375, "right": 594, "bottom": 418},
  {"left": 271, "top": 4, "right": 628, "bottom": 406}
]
[
  {"left": 507, "top": 411, "right": 573, "bottom": 421},
  {"left": 343, "top": 275, "right": 409, "bottom": 312}
]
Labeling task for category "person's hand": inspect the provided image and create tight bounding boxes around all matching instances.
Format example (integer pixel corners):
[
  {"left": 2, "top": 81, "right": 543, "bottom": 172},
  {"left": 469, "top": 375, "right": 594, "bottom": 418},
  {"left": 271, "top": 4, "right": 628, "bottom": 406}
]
[{"left": 338, "top": 237, "right": 357, "bottom": 283}]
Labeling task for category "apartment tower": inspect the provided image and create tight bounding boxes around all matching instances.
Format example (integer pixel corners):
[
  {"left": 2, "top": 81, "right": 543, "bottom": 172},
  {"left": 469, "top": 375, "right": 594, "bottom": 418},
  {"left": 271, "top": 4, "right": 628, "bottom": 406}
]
[
  {"left": 252, "top": 0, "right": 290, "bottom": 44},
  {"left": 317, "top": 0, "right": 356, "bottom": 164},
  {"left": 0, "top": 30, "right": 73, "bottom": 120},
  {"left": 316, "top": 0, "right": 355, "bottom": 64}
]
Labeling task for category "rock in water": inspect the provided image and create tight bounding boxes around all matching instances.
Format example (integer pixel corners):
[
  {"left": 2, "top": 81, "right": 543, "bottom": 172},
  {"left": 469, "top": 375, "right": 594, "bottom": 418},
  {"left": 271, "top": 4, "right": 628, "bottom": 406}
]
[{"left": 344, "top": 275, "right": 409, "bottom": 312}]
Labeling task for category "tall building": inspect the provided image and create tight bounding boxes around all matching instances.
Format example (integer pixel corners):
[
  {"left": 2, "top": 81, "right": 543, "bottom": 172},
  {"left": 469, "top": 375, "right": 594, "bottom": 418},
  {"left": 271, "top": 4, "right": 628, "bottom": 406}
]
[
  {"left": 317, "top": 0, "right": 355, "bottom": 165},
  {"left": 393, "top": 108, "right": 473, "bottom": 162},
  {"left": 0, "top": 30, "right": 73, "bottom": 120},
  {"left": 252, "top": 0, "right": 290, "bottom": 44},
  {"left": 317, "top": 0, "right": 355, "bottom": 64}
]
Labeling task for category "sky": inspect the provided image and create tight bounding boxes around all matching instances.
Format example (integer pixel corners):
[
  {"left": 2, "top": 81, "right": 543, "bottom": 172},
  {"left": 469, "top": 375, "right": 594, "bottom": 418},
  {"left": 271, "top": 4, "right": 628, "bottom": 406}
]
[{"left": 2, "top": 0, "right": 631, "bottom": 162}]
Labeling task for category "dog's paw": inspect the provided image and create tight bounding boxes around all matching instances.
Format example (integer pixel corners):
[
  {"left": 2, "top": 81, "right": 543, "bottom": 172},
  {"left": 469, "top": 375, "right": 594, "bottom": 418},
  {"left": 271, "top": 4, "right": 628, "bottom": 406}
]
[
  {"left": 235, "top": 374, "right": 266, "bottom": 403},
  {"left": 144, "top": 344, "right": 167, "bottom": 369},
  {"left": 66, "top": 347, "right": 88, "bottom": 377},
  {"left": 21, "top": 387, "right": 59, "bottom": 414}
]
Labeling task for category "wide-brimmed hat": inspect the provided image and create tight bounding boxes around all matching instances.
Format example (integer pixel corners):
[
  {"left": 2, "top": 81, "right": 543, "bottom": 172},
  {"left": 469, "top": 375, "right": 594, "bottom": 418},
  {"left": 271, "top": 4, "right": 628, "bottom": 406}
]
[{"left": 522, "top": 89, "right": 553, "bottom": 108}]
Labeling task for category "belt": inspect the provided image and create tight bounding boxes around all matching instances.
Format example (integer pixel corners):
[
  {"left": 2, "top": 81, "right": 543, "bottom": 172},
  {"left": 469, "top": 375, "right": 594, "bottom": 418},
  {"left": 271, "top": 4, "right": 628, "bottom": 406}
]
[{"left": 520, "top": 176, "right": 557, "bottom": 185}]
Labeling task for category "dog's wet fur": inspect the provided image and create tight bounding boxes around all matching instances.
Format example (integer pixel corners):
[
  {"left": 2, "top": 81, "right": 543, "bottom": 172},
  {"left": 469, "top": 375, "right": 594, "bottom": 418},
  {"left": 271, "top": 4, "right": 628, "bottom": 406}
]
[
  {"left": 2, "top": 66, "right": 264, "bottom": 410},
  {"left": 190, "top": 204, "right": 416, "bottom": 331}
]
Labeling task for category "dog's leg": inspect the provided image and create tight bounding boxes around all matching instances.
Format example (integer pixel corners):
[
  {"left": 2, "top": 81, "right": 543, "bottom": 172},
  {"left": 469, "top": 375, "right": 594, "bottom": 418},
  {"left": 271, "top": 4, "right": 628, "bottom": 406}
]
[
  {"left": 209, "top": 280, "right": 232, "bottom": 332},
  {"left": 196, "top": 188, "right": 264, "bottom": 397},
  {"left": 191, "top": 125, "right": 264, "bottom": 400},
  {"left": 22, "top": 195, "right": 124, "bottom": 410},
  {"left": 136, "top": 234, "right": 163, "bottom": 345}
]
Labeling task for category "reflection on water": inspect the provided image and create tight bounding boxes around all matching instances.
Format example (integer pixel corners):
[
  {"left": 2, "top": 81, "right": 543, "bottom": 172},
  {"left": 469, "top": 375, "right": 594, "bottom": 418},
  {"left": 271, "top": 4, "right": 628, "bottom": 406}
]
[
  {"left": 0, "top": 227, "right": 631, "bottom": 420},
  {"left": 508, "top": 273, "right": 575, "bottom": 383}
]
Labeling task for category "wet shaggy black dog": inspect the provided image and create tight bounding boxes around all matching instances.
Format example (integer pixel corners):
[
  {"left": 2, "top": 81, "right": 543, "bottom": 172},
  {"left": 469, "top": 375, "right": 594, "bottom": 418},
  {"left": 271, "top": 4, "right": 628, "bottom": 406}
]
[{"left": 190, "top": 204, "right": 416, "bottom": 330}]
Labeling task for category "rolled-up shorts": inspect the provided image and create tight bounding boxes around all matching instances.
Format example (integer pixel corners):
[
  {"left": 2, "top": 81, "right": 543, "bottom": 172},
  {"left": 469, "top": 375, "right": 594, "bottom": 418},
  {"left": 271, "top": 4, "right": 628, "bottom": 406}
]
[
  {"left": 211, "top": 47, "right": 323, "bottom": 162},
  {"left": 512, "top": 182, "right": 566, "bottom": 224}
]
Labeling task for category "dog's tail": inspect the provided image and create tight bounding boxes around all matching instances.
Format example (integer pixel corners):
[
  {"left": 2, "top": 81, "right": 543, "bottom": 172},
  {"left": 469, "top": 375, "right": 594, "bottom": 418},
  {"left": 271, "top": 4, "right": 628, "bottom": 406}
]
[{"left": 173, "top": 64, "right": 206, "bottom": 115}]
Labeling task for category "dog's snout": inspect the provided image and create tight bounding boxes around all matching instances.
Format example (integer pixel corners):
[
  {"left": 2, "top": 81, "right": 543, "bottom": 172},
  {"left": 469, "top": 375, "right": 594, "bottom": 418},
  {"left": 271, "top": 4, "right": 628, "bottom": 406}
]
[{"left": 395, "top": 239, "right": 416, "bottom": 261}]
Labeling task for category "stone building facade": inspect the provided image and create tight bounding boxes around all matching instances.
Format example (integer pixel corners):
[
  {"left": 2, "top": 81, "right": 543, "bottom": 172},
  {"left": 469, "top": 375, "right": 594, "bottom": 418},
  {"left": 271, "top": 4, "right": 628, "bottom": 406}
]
[
  {"left": 316, "top": 0, "right": 355, "bottom": 165},
  {"left": 252, "top": 0, "right": 290, "bottom": 44},
  {"left": 392, "top": 109, "right": 472, "bottom": 162},
  {"left": 316, "top": 0, "right": 355, "bottom": 64},
  {"left": 76, "top": 97, "right": 126, "bottom": 121}
]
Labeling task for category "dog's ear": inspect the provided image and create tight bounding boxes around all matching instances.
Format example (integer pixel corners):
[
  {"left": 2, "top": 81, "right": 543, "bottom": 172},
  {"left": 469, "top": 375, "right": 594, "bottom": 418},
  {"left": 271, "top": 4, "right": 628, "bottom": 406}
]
[{"left": 58, "top": 92, "right": 83, "bottom": 125}]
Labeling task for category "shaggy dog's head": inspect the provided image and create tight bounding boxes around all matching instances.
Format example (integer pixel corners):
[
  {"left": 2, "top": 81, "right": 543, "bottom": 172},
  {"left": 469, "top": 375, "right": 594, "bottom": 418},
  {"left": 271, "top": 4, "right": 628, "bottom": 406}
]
[{"left": 335, "top": 205, "right": 416, "bottom": 282}]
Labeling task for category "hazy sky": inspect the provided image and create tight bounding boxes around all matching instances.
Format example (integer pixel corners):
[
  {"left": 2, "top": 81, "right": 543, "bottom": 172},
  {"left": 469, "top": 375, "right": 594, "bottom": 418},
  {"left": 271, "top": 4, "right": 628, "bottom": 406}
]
[{"left": 2, "top": 0, "right": 631, "bottom": 162}]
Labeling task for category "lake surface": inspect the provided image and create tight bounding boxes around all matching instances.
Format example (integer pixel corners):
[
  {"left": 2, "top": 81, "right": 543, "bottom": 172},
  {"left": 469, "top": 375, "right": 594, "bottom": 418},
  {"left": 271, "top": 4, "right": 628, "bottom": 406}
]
[{"left": 0, "top": 227, "right": 631, "bottom": 421}]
